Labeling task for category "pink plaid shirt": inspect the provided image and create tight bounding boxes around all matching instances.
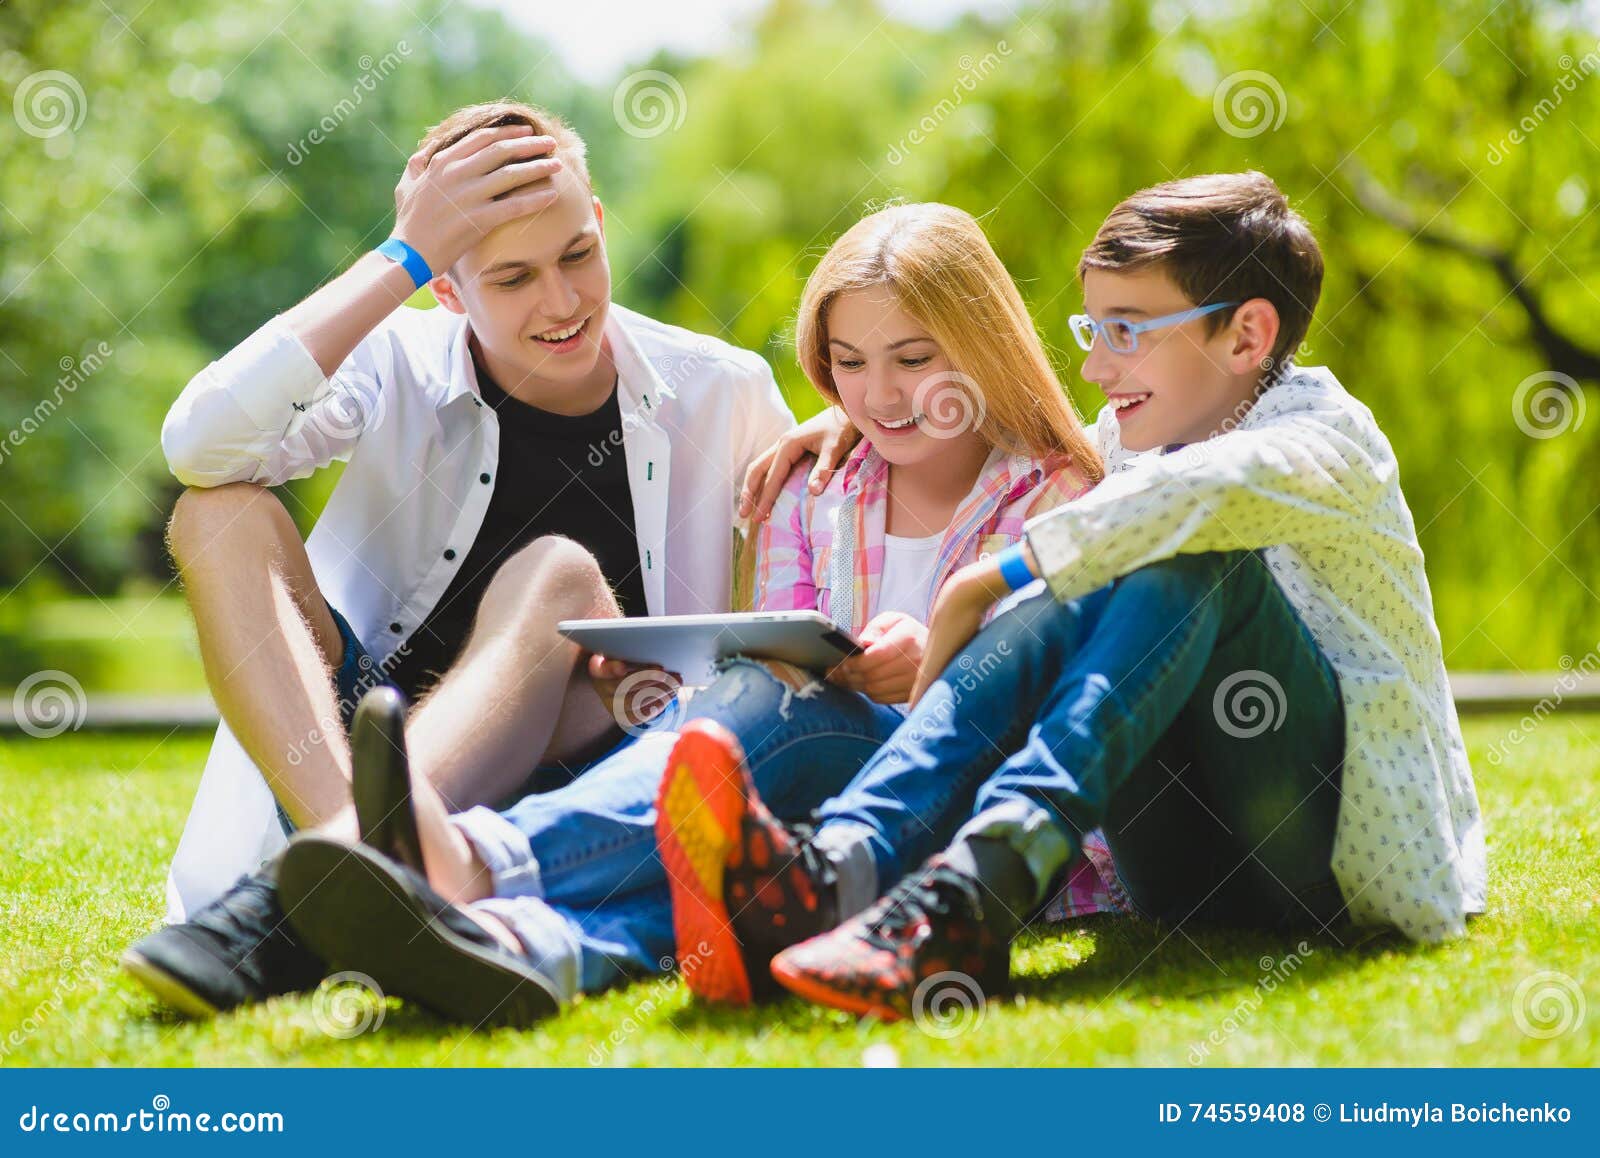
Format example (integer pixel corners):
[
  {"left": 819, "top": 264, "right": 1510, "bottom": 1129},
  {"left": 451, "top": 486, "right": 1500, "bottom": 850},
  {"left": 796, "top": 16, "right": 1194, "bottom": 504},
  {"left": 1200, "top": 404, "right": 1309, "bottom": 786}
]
[{"left": 753, "top": 440, "right": 1130, "bottom": 920}]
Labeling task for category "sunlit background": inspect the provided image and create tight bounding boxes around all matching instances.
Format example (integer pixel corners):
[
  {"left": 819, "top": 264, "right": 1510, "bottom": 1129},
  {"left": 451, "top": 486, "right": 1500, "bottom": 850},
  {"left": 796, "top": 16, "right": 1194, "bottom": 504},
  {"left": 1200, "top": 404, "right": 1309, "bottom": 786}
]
[{"left": 1, "top": 0, "right": 1596, "bottom": 699}]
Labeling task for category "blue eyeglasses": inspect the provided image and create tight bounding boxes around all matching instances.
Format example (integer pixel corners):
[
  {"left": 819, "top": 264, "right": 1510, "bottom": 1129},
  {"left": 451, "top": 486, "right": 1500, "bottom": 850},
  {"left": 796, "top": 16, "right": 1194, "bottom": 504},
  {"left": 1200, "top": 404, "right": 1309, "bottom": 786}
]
[{"left": 1069, "top": 301, "right": 1239, "bottom": 354}]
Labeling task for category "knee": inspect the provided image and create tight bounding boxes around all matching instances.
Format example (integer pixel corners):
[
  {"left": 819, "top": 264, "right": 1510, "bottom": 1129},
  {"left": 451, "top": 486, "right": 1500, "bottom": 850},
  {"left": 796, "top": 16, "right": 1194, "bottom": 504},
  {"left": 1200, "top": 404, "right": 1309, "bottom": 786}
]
[
  {"left": 166, "top": 483, "right": 289, "bottom": 568},
  {"left": 489, "top": 535, "right": 611, "bottom": 623},
  {"left": 1116, "top": 550, "right": 1249, "bottom": 605}
]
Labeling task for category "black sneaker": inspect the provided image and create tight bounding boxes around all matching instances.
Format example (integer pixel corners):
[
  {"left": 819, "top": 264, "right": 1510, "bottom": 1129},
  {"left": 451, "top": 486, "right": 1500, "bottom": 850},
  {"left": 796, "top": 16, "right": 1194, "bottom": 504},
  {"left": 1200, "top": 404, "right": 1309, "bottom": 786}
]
[
  {"left": 350, "top": 687, "right": 424, "bottom": 875},
  {"left": 278, "top": 836, "right": 563, "bottom": 1029},
  {"left": 120, "top": 867, "right": 326, "bottom": 1018},
  {"left": 770, "top": 854, "right": 1010, "bottom": 1022}
]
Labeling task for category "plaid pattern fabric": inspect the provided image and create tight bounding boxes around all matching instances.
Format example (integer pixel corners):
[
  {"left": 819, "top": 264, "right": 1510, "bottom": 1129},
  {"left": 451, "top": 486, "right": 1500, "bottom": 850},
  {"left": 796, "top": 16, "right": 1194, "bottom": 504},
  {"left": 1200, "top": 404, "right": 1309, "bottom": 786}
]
[
  {"left": 752, "top": 440, "right": 1132, "bottom": 920},
  {"left": 754, "top": 441, "right": 1090, "bottom": 628}
]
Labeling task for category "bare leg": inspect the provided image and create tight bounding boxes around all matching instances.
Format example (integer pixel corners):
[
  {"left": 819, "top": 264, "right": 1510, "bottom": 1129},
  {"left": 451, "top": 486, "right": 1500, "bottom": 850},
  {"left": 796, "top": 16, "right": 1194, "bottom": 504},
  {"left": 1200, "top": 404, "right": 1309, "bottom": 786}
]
[
  {"left": 405, "top": 535, "right": 623, "bottom": 812},
  {"left": 167, "top": 484, "right": 351, "bottom": 828}
]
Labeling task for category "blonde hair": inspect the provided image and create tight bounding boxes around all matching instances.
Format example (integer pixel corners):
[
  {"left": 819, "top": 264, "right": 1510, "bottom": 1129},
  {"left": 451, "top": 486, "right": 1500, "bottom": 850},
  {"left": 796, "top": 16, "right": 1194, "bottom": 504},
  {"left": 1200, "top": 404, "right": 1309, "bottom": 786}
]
[
  {"left": 418, "top": 101, "right": 591, "bottom": 187},
  {"left": 795, "top": 203, "right": 1102, "bottom": 481}
]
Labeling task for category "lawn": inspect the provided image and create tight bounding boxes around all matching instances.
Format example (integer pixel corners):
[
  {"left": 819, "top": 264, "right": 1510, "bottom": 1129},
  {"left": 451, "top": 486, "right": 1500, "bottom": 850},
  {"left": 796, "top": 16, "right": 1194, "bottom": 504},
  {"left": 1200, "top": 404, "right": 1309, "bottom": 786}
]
[{"left": 1, "top": 714, "right": 1595, "bottom": 1067}]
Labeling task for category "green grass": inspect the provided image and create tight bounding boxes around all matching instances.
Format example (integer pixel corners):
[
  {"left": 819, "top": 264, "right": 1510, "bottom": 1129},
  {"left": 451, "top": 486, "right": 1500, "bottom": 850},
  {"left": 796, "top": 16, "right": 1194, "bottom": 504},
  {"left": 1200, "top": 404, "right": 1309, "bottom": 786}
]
[{"left": 2, "top": 715, "right": 1596, "bottom": 1067}]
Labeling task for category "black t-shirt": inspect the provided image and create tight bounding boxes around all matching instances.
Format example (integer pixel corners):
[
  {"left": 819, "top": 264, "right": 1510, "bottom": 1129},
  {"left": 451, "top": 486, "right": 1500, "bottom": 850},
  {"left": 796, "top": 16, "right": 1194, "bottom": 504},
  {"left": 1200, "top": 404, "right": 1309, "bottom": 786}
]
[{"left": 385, "top": 357, "right": 648, "bottom": 699}]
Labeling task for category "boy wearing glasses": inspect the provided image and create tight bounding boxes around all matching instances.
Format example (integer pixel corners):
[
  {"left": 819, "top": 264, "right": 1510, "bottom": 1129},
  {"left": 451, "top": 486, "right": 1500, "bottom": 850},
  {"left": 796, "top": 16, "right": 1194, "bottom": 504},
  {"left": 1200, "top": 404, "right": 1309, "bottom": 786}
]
[{"left": 658, "top": 171, "right": 1486, "bottom": 1019}]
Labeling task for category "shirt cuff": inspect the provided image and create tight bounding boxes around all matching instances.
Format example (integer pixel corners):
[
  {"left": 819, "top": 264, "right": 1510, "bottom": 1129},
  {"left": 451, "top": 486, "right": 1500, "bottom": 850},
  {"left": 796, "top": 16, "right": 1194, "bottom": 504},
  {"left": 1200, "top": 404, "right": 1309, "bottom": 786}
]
[
  {"left": 211, "top": 317, "right": 328, "bottom": 432},
  {"left": 1024, "top": 506, "right": 1088, "bottom": 601}
]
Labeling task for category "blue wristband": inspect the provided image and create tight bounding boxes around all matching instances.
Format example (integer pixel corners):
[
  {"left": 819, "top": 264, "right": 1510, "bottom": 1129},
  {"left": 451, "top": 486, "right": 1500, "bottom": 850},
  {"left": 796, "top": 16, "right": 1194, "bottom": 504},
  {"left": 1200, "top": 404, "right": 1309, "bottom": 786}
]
[
  {"left": 996, "top": 543, "right": 1035, "bottom": 592},
  {"left": 376, "top": 237, "right": 433, "bottom": 290}
]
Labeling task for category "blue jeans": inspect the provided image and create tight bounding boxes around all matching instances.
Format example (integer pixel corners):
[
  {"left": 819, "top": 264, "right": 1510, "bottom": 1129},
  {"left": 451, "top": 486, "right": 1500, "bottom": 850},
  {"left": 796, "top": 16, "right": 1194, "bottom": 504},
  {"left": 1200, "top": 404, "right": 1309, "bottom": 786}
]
[
  {"left": 454, "top": 658, "right": 906, "bottom": 992},
  {"left": 816, "top": 551, "right": 1348, "bottom": 933}
]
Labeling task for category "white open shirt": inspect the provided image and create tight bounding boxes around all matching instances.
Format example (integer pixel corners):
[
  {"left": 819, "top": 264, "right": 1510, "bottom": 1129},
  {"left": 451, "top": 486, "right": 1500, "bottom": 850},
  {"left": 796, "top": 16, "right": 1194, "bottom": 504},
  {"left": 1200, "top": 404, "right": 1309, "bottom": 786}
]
[{"left": 160, "top": 302, "right": 793, "bottom": 919}]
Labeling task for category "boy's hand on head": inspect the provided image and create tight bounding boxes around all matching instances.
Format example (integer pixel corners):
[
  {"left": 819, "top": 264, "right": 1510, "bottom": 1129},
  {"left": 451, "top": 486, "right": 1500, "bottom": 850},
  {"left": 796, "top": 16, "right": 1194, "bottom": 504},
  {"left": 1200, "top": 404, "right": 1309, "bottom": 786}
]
[
  {"left": 826, "top": 611, "right": 927, "bottom": 704},
  {"left": 910, "top": 556, "right": 1020, "bottom": 705},
  {"left": 393, "top": 125, "right": 565, "bottom": 273}
]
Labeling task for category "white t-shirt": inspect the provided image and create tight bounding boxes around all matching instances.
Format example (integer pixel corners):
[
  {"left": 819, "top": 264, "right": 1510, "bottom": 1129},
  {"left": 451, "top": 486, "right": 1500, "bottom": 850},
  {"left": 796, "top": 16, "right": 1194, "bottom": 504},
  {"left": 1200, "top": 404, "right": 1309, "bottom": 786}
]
[{"left": 876, "top": 531, "right": 944, "bottom": 621}]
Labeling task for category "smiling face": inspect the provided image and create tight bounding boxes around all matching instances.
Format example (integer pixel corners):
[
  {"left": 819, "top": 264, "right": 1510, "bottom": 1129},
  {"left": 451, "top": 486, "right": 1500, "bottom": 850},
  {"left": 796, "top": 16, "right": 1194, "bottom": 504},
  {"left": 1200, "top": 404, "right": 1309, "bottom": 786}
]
[
  {"left": 1079, "top": 267, "right": 1279, "bottom": 451},
  {"left": 824, "top": 285, "right": 988, "bottom": 469},
  {"left": 433, "top": 165, "right": 614, "bottom": 410}
]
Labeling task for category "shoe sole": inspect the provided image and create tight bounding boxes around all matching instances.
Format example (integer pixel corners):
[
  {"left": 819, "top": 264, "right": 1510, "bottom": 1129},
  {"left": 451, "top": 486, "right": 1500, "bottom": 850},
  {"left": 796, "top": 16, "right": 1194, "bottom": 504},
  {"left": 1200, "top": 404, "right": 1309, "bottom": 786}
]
[
  {"left": 351, "top": 688, "right": 426, "bottom": 875},
  {"left": 655, "top": 721, "right": 754, "bottom": 1005},
  {"left": 277, "top": 838, "right": 560, "bottom": 1029},
  {"left": 770, "top": 954, "right": 907, "bottom": 1022},
  {"left": 119, "top": 949, "right": 222, "bottom": 1020}
]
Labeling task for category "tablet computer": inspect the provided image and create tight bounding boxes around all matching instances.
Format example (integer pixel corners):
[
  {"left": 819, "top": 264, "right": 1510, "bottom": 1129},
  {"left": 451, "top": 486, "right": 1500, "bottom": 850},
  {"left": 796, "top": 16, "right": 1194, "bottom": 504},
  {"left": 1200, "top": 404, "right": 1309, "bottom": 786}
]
[{"left": 556, "top": 611, "right": 861, "bottom": 683}]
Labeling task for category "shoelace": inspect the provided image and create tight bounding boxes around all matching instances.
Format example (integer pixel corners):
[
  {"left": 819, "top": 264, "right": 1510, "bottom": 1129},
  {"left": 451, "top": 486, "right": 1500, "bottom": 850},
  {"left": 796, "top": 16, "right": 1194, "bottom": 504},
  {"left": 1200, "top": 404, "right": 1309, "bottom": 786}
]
[
  {"left": 861, "top": 865, "right": 980, "bottom": 952},
  {"left": 190, "top": 873, "right": 284, "bottom": 944}
]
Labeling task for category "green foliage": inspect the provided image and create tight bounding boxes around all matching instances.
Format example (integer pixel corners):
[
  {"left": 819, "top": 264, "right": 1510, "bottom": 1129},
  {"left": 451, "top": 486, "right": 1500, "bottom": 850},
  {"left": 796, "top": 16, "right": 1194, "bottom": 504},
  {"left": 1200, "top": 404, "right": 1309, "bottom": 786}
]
[{"left": 1, "top": 0, "right": 1595, "bottom": 667}]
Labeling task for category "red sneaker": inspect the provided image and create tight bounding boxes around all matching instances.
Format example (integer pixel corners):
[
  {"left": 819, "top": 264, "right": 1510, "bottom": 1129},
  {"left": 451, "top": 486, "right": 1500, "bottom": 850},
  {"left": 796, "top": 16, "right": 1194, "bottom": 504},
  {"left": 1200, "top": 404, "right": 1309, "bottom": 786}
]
[
  {"left": 770, "top": 854, "right": 1010, "bottom": 1022},
  {"left": 655, "top": 720, "right": 837, "bottom": 1004}
]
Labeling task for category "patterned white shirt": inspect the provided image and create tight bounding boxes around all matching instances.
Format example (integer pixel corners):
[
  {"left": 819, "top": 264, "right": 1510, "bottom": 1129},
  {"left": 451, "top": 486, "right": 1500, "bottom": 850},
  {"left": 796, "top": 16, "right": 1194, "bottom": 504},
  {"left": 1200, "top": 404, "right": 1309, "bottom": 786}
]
[{"left": 1024, "top": 366, "right": 1486, "bottom": 942}]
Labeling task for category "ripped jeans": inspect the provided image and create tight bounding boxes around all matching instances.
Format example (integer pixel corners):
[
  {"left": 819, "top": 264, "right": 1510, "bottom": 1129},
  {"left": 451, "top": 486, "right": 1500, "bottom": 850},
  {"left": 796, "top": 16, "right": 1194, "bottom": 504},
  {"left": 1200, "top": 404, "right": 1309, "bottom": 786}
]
[{"left": 450, "top": 658, "right": 906, "bottom": 993}]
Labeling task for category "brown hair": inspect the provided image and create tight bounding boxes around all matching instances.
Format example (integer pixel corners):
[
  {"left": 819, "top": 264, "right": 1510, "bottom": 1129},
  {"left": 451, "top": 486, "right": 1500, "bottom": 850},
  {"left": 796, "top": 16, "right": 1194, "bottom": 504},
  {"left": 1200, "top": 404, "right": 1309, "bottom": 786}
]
[
  {"left": 795, "top": 202, "right": 1102, "bottom": 480},
  {"left": 1078, "top": 171, "right": 1323, "bottom": 374},
  {"left": 418, "top": 100, "right": 590, "bottom": 186}
]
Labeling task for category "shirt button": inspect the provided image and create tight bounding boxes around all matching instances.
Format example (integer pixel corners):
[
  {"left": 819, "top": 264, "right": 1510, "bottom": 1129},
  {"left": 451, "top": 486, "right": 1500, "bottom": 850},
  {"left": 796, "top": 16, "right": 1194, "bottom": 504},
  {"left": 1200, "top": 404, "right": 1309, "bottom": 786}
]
[
  {"left": 443, "top": 549, "right": 457, "bottom": 561},
  {"left": 389, "top": 622, "right": 402, "bottom": 633},
  {"left": 479, "top": 472, "right": 491, "bottom": 484}
]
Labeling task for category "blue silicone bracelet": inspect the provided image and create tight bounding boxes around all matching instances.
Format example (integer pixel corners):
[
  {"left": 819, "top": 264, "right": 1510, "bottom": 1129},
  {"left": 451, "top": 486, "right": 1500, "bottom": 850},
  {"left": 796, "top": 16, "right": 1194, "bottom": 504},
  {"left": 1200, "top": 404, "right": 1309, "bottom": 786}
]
[
  {"left": 376, "top": 237, "right": 433, "bottom": 289},
  {"left": 996, "top": 543, "right": 1035, "bottom": 591}
]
